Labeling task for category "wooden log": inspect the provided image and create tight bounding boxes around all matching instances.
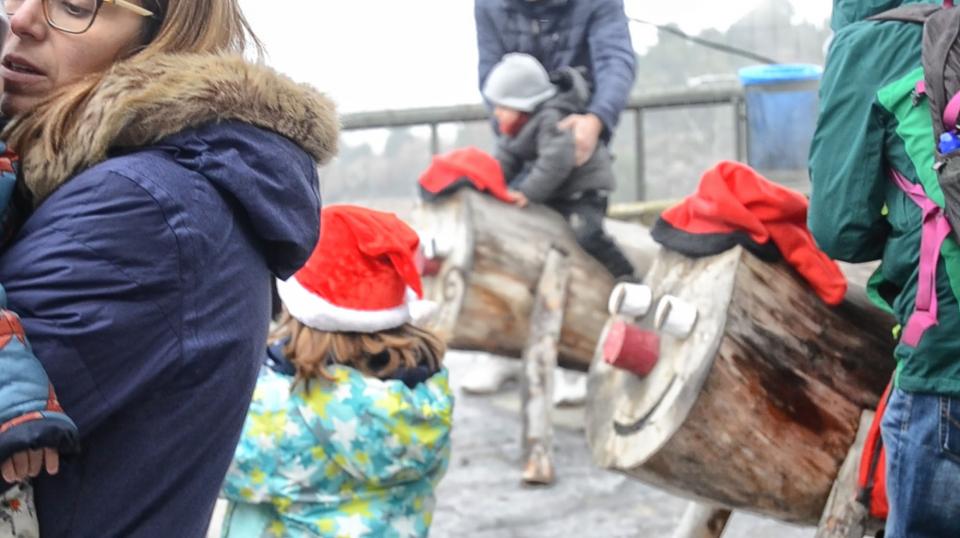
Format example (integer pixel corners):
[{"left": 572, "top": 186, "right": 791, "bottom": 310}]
[
  {"left": 816, "top": 411, "right": 885, "bottom": 538},
  {"left": 670, "top": 502, "right": 732, "bottom": 538},
  {"left": 586, "top": 247, "right": 896, "bottom": 525},
  {"left": 412, "top": 189, "right": 659, "bottom": 371},
  {"left": 521, "top": 248, "right": 570, "bottom": 485}
]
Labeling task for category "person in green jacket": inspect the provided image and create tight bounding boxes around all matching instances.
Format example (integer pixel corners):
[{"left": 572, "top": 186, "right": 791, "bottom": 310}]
[{"left": 809, "top": 1, "right": 960, "bottom": 536}]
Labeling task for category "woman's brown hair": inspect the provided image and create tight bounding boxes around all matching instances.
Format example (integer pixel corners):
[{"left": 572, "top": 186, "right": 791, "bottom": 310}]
[
  {"left": 271, "top": 312, "right": 446, "bottom": 389},
  {"left": 4, "top": 0, "right": 263, "bottom": 154}
]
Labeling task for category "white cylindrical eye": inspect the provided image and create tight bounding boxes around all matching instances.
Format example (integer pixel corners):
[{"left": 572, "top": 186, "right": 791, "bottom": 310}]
[
  {"left": 607, "top": 282, "right": 653, "bottom": 318},
  {"left": 655, "top": 295, "right": 698, "bottom": 339}
]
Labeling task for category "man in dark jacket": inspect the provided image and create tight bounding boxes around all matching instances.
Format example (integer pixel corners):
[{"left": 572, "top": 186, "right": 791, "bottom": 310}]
[{"left": 475, "top": 0, "right": 636, "bottom": 166}]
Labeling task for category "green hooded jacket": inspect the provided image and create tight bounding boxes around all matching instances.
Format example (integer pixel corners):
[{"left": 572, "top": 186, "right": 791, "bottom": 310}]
[{"left": 809, "top": 0, "right": 960, "bottom": 395}]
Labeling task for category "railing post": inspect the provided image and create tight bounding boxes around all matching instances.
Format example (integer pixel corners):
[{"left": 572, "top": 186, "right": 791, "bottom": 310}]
[
  {"left": 634, "top": 108, "right": 646, "bottom": 201},
  {"left": 733, "top": 96, "right": 748, "bottom": 164},
  {"left": 430, "top": 123, "right": 440, "bottom": 156}
]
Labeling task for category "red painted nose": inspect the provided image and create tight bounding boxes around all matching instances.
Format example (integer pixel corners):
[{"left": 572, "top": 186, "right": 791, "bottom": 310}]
[
  {"left": 415, "top": 244, "right": 444, "bottom": 277},
  {"left": 602, "top": 320, "right": 660, "bottom": 377},
  {"left": 422, "top": 258, "right": 444, "bottom": 277}
]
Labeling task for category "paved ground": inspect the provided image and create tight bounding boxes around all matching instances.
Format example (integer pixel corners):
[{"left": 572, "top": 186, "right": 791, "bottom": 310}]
[{"left": 432, "top": 352, "right": 816, "bottom": 538}]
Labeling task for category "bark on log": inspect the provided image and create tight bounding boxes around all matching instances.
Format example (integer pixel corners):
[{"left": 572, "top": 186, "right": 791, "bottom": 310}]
[
  {"left": 521, "top": 248, "right": 570, "bottom": 485},
  {"left": 412, "top": 189, "right": 658, "bottom": 371},
  {"left": 586, "top": 247, "right": 896, "bottom": 525}
]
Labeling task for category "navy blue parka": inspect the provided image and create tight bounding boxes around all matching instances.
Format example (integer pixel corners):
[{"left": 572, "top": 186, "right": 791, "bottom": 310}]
[{"left": 0, "top": 54, "right": 338, "bottom": 537}]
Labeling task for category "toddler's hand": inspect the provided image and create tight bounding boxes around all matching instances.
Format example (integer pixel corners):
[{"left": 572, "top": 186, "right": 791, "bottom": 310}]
[
  {"left": 1, "top": 448, "right": 59, "bottom": 484},
  {"left": 508, "top": 190, "right": 529, "bottom": 208}
]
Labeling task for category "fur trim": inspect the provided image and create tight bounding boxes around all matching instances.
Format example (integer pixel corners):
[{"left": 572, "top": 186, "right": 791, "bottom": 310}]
[
  {"left": 13, "top": 53, "right": 339, "bottom": 203},
  {"left": 276, "top": 276, "right": 412, "bottom": 333}
]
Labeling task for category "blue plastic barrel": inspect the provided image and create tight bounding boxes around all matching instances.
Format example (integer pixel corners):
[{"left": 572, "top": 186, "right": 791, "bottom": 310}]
[{"left": 738, "top": 64, "right": 823, "bottom": 190}]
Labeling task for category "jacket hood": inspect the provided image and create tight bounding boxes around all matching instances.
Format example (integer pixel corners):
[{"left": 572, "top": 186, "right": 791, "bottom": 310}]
[
  {"left": 8, "top": 53, "right": 339, "bottom": 278},
  {"left": 831, "top": 0, "right": 938, "bottom": 31},
  {"left": 9, "top": 53, "right": 339, "bottom": 204},
  {"left": 542, "top": 66, "right": 591, "bottom": 115}
]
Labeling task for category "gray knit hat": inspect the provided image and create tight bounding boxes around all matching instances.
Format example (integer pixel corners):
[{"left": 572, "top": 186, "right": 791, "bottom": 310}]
[{"left": 482, "top": 53, "right": 557, "bottom": 112}]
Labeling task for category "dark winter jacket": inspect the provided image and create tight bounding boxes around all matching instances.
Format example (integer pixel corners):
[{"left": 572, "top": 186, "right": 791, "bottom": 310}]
[
  {"left": 496, "top": 67, "right": 615, "bottom": 203},
  {"left": 475, "top": 0, "right": 636, "bottom": 137},
  {"left": 0, "top": 53, "right": 338, "bottom": 537}
]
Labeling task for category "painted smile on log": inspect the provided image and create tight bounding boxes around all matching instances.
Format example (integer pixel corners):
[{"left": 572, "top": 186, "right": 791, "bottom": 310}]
[{"left": 614, "top": 374, "right": 678, "bottom": 435}]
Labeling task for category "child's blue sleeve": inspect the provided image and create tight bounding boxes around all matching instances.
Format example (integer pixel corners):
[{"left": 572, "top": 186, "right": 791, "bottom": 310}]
[
  {"left": 0, "top": 295, "right": 79, "bottom": 466},
  {"left": 0, "top": 143, "right": 79, "bottom": 469}
]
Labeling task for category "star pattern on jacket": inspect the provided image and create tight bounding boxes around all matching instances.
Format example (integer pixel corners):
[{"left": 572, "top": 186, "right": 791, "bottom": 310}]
[{"left": 221, "top": 364, "right": 454, "bottom": 537}]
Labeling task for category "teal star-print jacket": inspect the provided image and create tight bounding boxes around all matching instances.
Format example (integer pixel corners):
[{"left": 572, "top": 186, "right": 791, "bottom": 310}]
[{"left": 220, "top": 363, "right": 453, "bottom": 537}]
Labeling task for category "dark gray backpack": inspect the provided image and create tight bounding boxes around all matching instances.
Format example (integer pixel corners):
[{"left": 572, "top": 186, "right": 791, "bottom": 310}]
[{"left": 871, "top": 1, "right": 960, "bottom": 238}]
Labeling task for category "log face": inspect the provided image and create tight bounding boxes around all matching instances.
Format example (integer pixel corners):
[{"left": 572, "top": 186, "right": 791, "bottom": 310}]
[
  {"left": 587, "top": 247, "right": 896, "bottom": 525},
  {"left": 588, "top": 249, "right": 739, "bottom": 468},
  {"left": 416, "top": 190, "right": 658, "bottom": 370}
]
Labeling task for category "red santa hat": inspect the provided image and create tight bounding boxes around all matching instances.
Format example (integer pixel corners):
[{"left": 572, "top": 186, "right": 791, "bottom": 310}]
[{"left": 276, "top": 205, "right": 424, "bottom": 333}]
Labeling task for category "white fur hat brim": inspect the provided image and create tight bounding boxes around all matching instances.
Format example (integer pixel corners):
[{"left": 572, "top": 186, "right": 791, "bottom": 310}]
[{"left": 277, "top": 276, "right": 412, "bottom": 333}]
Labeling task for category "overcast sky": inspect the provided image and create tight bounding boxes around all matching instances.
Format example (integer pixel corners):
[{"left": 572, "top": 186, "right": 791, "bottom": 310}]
[{"left": 237, "top": 1, "right": 832, "bottom": 113}]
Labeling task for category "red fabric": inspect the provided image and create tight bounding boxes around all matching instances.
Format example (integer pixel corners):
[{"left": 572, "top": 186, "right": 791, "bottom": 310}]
[
  {"left": 418, "top": 147, "right": 513, "bottom": 203},
  {"left": 857, "top": 382, "right": 892, "bottom": 520},
  {"left": 294, "top": 205, "right": 423, "bottom": 311},
  {"left": 0, "top": 147, "right": 16, "bottom": 174},
  {"left": 661, "top": 161, "right": 848, "bottom": 305}
]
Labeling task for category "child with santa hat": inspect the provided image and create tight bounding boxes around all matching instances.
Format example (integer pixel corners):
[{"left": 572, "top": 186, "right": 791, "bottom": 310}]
[{"left": 220, "top": 205, "right": 453, "bottom": 538}]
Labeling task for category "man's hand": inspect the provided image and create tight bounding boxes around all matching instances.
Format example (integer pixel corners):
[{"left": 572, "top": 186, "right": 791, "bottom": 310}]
[
  {"left": 558, "top": 113, "right": 604, "bottom": 166},
  {"left": 1, "top": 448, "right": 59, "bottom": 484},
  {"left": 507, "top": 190, "right": 529, "bottom": 208}
]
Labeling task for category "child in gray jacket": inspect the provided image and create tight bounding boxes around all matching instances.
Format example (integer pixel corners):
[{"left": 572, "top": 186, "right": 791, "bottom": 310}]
[{"left": 483, "top": 53, "right": 636, "bottom": 278}]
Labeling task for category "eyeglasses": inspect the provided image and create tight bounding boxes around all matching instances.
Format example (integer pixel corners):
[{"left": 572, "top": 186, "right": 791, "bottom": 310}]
[{"left": 3, "top": 0, "right": 155, "bottom": 35}]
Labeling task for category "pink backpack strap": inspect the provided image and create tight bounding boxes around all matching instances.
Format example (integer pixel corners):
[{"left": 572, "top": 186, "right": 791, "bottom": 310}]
[
  {"left": 947, "top": 0, "right": 954, "bottom": 8},
  {"left": 944, "top": 92, "right": 960, "bottom": 131},
  {"left": 889, "top": 170, "right": 952, "bottom": 347}
]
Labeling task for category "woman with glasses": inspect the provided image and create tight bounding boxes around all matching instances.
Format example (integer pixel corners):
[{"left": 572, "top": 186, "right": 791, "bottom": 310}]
[{"left": 0, "top": 0, "right": 337, "bottom": 536}]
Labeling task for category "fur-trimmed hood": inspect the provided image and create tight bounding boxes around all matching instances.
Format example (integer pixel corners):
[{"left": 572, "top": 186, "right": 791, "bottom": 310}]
[{"left": 7, "top": 53, "right": 339, "bottom": 203}]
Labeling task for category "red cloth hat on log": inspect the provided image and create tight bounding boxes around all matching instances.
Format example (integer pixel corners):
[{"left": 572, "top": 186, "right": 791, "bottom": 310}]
[
  {"left": 651, "top": 161, "right": 847, "bottom": 305},
  {"left": 276, "top": 205, "right": 423, "bottom": 333},
  {"left": 418, "top": 147, "right": 513, "bottom": 203}
]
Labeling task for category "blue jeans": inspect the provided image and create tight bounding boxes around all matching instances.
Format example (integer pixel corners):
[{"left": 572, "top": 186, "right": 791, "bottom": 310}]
[{"left": 881, "top": 387, "right": 960, "bottom": 538}]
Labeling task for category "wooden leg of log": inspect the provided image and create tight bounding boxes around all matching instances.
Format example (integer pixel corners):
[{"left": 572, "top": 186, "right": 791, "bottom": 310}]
[
  {"left": 670, "top": 502, "right": 732, "bottom": 538},
  {"left": 521, "top": 247, "right": 570, "bottom": 486},
  {"left": 816, "top": 410, "right": 881, "bottom": 538}
]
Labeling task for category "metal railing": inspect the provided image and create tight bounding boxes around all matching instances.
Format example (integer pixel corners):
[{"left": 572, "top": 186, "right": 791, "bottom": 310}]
[{"left": 340, "top": 84, "right": 748, "bottom": 203}]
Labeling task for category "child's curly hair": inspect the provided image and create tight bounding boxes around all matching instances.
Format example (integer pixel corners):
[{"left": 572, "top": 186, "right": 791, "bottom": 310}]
[{"left": 270, "top": 311, "right": 445, "bottom": 388}]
